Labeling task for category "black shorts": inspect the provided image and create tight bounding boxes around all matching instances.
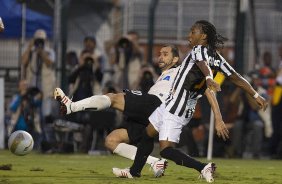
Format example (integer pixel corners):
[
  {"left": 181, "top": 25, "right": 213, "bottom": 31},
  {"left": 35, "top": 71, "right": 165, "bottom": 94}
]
[
  {"left": 123, "top": 90, "right": 162, "bottom": 126},
  {"left": 123, "top": 119, "right": 146, "bottom": 145},
  {"left": 123, "top": 90, "right": 162, "bottom": 144}
]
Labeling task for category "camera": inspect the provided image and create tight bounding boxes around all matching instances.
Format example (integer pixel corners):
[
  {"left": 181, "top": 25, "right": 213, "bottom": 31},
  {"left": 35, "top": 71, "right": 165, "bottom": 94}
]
[
  {"left": 21, "top": 87, "right": 41, "bottom": 125},
  {"left": 115, "top": 37, "right": 134, "bottom": 65},
  {"left": 34, "top": 38, "right": 45, "bottom": 48},
  {"left": 84, "top": 57, "right": 94, "bottom": 67},
  {"left": 117, "top": 37, "right": 132, "bottom": 50},
  {"left": 22, "top": 87, "right": 41, "bottom": 102},
  {"left": 143, "top": 70, "right": 153, "bottom": 80},
  {"left": 140, "top": 70, "right": 154, "bottom": 93}
]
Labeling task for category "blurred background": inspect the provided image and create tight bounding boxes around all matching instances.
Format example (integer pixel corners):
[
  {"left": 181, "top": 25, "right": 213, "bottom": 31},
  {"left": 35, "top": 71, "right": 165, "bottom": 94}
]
[{"left": 0, "top": 0, "right": 282, "bottom": 159}]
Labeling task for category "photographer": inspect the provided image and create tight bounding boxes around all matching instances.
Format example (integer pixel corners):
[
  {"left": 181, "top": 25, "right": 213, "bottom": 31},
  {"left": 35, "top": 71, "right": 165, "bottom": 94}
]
[
  {"left": 8, "top": 80, "right": 42, "bottom": 149},
  {"left": 21, "top": 29, "right": 57, "bottom": 146},
  {"left": 114, "top": 31, "right": 143, "bottom": 90},
  {"left": 131, "top": 65, "right": 157, "bottom": 93},
  {"left": 68, "top": 36, "right": 104, "bottom": 100},
  {"left": 22, "top": 29, "right": 56, "bottom": 92},
  {"left": 65, "top": 36, "right": 104, "bottom": 152}
]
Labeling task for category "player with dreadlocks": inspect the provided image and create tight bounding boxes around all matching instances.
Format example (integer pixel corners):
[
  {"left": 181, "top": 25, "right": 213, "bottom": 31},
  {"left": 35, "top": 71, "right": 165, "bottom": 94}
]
[{"left": 113, "top": 20, "right": 268, "bottom": 183}]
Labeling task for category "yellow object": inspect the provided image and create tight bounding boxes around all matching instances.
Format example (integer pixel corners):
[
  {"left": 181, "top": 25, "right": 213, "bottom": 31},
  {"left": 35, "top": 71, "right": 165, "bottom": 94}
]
[
  {"left": 193, "top": 72, "right": 226, "bottom": 90},
  {"left": 272, "top": 85, "right": 282, "bottom": 105},
  {"left": 214, "top": 72, "right": 225, "bottom": 85}
]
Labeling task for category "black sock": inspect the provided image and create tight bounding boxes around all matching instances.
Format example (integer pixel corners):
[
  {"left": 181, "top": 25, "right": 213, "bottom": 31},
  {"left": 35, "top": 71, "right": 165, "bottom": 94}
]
[
  {"left": 160, "top": 147, "right": 206, "bottom": 172},
  {"left": 130, "top": 131, "right": 154, "bottom": 177}
]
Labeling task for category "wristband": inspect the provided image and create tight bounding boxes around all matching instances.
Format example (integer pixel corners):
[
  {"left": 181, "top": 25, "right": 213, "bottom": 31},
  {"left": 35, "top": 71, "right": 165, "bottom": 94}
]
[
  {"left": 253, "top": 92, "right": 259, "bottom": 99},
  {"left": 205, "top": 76, "right": 212, "bottom": 80}
]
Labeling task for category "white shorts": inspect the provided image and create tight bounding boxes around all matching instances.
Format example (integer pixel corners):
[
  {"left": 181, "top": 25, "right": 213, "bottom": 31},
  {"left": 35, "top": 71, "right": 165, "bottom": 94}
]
[{"left": 149, "top": 103, "right": 192, "bottom": 143}]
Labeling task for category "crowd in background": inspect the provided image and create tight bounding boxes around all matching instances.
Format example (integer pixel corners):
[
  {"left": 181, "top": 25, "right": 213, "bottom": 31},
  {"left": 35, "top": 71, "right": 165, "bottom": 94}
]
[{"left": 5, "top": 28, "right": 282, "bottom": 159}]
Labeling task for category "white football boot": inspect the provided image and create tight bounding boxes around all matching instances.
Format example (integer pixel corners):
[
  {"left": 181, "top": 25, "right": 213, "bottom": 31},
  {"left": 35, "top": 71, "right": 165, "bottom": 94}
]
[
  {"left": 53, "top": 88, "right": 72, "bottom": 115},
  {"left": 199, "top": 162, "right": 216, "bottom": 183},
  {"left": 112, "top": 168, "right": 133, "bottom": 178},
  {"left": 150, "top": 158, "right": 168, "bottom": 177}
]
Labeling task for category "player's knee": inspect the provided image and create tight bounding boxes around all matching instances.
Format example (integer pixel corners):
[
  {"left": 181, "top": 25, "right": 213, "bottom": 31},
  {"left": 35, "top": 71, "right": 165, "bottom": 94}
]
[
  {"left": 104, "top": 134, "right": 120, "bottom": 152},
  {"left": 105, "top": 93, "right": 125, "bottom": 111},
  {"left": 105, "top": 93, "right": 115, "bottom": 104}
]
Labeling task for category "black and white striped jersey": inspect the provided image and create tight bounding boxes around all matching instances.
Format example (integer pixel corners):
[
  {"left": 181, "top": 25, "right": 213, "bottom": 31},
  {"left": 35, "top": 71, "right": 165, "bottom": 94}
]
[{"left": 165, "top": 45, "right": 236, "bottom": 118}]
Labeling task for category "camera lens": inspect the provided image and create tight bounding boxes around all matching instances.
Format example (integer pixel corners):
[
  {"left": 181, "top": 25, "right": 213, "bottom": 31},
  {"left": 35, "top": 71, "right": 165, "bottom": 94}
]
[{"left": 34, "top": 39, "right": 45, "bottom": 48}]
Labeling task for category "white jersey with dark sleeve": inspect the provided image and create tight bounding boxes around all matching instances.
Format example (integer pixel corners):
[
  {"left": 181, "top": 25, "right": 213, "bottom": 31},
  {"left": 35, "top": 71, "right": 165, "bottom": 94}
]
[{"left": 148, "top": 66, "right": 179, "bottom": 103}]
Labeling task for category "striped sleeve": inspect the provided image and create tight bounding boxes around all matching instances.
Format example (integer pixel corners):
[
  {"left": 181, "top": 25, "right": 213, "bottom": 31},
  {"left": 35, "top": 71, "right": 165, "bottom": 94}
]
[
  {"left": 218, "top": 53, "right": 235, "bottom": 76},
  {"left": 191, "top": 45, "right": 207, "bottom": 62}
]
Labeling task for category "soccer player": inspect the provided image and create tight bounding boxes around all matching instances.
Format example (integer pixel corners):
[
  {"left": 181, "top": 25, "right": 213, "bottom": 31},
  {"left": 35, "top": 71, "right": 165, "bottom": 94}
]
[
  {"left": 54, "top": 44, "right": 221, "bottom": 177},
  {"left": 112, "top": 20, "right": 268, "bottom": 183}
]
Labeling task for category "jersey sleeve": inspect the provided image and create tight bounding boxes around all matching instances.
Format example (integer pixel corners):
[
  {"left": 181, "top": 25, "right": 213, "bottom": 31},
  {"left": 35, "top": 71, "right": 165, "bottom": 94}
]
[
  {"left": 218, "top": 53, "right": 236, "bottom": 77},
  {"left": 191, "top": 45, "right": 208, "bottom": 62}
]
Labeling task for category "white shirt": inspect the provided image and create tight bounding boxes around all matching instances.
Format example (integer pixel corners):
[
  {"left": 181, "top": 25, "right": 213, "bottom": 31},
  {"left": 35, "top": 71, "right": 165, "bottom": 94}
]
[{"left": 148, "top": 66, "right": 179, "bottom": 102}]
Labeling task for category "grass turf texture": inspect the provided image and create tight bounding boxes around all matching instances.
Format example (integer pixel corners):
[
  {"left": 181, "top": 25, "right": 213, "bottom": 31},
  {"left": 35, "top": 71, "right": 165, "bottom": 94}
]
[{"left": 0, "top": 150, "right": 282, "bottom": 184}]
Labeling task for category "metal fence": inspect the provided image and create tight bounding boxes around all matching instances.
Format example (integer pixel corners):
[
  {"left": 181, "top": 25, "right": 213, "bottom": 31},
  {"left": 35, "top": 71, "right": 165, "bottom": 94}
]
[{"left": 0, "top": 0, "right": 282, "bottom": 76}]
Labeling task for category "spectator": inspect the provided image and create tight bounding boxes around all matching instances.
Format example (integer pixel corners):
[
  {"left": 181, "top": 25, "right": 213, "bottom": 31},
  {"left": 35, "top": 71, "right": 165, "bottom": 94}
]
[
  {"left": 65, "top": 51, "right": 79, "bottom": 77},
  {"left": 21, "top": 29, "right": 56, "bottom": 99},
  {"left": 126, "top": 30, "right": 144, "bottom": 62},
  {"left": 113, "top": 31, "right": 143, "bottom": 90},
  {"left": 270, "top": 45, "right": 282, "bottom": 158},
  {"left": 66, "top": 36, "right": 105, "bottom": 152},
  {"left": 21, "top": 29, "right": 57, "bottom": 147},
  {"left": 8, "top": 80, "right": 42, "bottom": 149},
  {"left": 231, "top": 73, "right": 269, "bottom": 159},
  {"left": 68, "top": 36, "right": 104, "bottom": 100},
  {"left": 132, "top": 65, "right": 158, "bottom": 93},
  {"left": 259, "top": 51, "right": 276, "bottom": 97}
]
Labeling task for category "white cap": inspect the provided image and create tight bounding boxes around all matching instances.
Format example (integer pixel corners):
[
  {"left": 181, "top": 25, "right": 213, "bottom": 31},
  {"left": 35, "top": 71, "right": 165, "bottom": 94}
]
[{"left": 34, "top": 29, "right": 47, "bottom": 39}]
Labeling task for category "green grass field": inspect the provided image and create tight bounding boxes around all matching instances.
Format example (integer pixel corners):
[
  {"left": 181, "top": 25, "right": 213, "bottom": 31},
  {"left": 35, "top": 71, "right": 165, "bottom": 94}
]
[{"left": 0, "top": 150, "right": 282, "bottom": 184}]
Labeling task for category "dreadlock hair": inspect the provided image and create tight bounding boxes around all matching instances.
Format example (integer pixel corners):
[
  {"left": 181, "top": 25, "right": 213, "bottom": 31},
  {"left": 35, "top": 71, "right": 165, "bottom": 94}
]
[{"left": 195, "top": 20, "right": 227, "bottom": 53}]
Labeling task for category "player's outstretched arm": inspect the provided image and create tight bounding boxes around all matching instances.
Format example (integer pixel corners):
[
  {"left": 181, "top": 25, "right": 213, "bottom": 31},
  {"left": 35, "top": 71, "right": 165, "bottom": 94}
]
[
  {"left": 228, "top": 72, "right": 268, "bottom": 111},
  {"left": 204, "top": 88, "right": 229, "bottom": 141},
  {"left": 196, "top": 61, "right": 221, "bottom": 92}
]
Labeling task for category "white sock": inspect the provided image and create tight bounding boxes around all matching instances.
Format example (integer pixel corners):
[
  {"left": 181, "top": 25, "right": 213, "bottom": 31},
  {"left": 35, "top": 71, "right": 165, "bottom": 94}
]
[
  {"left": 71, "top": 95, "right": 111, "bottom": 112},
  {"left": 113, "top": 143, "right": 159, "bottom": 165}
]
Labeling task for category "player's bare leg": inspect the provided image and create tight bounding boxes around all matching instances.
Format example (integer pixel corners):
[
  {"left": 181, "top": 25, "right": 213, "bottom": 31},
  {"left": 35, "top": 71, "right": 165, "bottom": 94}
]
[
  {"left": 105, "top": 93, "right": 125, "bottom": 111},
  {"left": 105, "top": 129, "right": 130, "bottom": 151},
  {"left": 108, "top": 126, "right": 167, "bottom": 177},
  {"left": 106, "top": 128, "right": 164, "bottom": 167}
]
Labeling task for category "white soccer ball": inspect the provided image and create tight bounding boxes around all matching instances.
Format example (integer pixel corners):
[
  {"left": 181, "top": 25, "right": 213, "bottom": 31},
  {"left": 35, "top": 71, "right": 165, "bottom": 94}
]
[{"left": 8, "top": 130, "right": 34, "bottom": 156}]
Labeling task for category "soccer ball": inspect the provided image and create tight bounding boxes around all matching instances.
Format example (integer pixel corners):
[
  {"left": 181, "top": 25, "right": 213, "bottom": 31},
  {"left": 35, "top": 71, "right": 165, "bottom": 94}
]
[{"left": 8, "top": 130, "right": 34, "bottom": 156}]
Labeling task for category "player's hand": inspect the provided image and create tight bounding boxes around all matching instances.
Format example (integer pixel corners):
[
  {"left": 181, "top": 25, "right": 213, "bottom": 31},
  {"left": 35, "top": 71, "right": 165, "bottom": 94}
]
[
  {"left": 256, "top": 95, "right": 268, "bottom": 111},
  {"left": 206, "top": 78, "right": 221, "bottom": 92},
  {"left": 0, "top": 17, "right": 4, "bottom": 32},
  {"left": 215, "top": 118, "right": 229, "bottom": 141}
]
